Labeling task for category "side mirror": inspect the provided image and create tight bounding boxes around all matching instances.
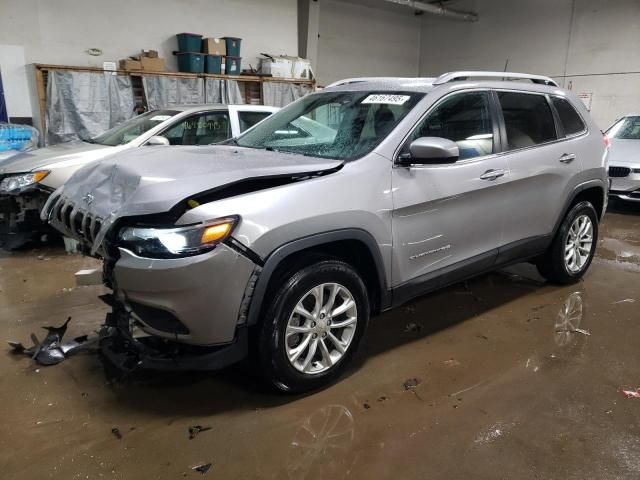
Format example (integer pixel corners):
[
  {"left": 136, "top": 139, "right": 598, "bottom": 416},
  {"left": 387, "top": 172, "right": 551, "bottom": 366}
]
[
  {"left": 398, "top": 137, "right": 459, "bottom": 166},
  {"left": 146, "top": 135, "right": 170, "bottom": 146}
]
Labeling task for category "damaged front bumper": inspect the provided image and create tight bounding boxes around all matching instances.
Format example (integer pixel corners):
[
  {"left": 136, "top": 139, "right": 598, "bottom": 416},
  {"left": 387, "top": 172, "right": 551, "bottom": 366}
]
[
  {"left": 0, "top": 189, "right": 53, "bottom": 248},
  {"left": 99, "top": 300, "right": 249, "bottom": 372}
]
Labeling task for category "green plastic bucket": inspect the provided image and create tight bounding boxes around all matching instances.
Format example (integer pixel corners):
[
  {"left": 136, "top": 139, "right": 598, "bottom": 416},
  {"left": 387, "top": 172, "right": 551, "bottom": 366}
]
[
  {"left": 177, "top": 52, "right": 205, "bottom": 73},
  {"left": 224, "top": 56, "right": 241, "bottom": 75},
  {"left": 205, "top": 55, "right": 223, "bottom": 74},
  {"left": 222, "top": 37, "right": 242, "bottom": 57},
  {"left": 176, "top": 33, "right": 202, "bottom": 52}
]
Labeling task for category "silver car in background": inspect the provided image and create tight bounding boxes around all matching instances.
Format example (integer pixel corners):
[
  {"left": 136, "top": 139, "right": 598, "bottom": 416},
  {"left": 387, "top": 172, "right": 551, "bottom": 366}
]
[
  {"left": 606, "top": 114, "right": 640, "bottom": 202},
  {"left": 0, "top": 105, "right": 277, "bottom": 248}
]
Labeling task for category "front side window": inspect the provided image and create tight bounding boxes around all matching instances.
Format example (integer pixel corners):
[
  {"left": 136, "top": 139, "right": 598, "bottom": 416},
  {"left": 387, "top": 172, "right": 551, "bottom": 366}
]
[
  {"left": 236, "top": 91, "right": 424, "bottom": 160},
  {"left": 92, "top": 110, "right": 180, "bottom": 146},
  {"left": 607, "top": 116, "right": 640, "bottom": 140},
  {"left": 551, "top": 97, "right": 586, "bottom": 136},
  {"left": 237, "top": 111, "right": 273, "bottom": 133},
  {"left": 405, "top": 91, "right": 495, "bottom": 160},
  {"left": 498, "top": 92, "right": 557, "bottom": 150},
  {"left": 161, "top": 112, "right": 231, "bottom": 145}
]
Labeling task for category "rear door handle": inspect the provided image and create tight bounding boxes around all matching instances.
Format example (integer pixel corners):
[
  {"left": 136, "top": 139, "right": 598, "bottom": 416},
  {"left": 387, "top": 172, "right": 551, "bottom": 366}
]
[
  {"left": 480, "top": 169, "right": 506, "bottom": 181},
  {"left": 559, "top": 153, "right": 576, "bottom": 164}
]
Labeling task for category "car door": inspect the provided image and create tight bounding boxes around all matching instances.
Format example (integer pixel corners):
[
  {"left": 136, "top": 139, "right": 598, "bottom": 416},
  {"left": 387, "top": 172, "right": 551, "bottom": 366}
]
[
  {"left": 391, "top": 90, "right": 510, "bottom": 290},
  {"left": 495, "top": 91, "right": 585, "bottom": 248},
  {"left": 159, "top": 111, "right": 232, "bottom": 145}
]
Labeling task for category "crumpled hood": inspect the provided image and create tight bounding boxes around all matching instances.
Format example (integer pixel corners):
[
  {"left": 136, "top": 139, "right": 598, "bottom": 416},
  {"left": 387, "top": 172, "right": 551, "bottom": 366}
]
[
  {"left": 0, "top": 141, "right": 112, "bottom": 173},
  {"left": 44, "top": 145, "right": 343, "bottom": 253},
  {"left": 609, "top": 139, "right": 640, "bottom": 165}
]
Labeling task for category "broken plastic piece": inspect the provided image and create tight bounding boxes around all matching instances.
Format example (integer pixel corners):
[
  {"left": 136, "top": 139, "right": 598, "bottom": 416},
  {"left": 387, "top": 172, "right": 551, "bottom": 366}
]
[
  {"left": 7, "top": 317, "right": 98, "bottom": 366},
  {"left": 403, "top": 378, "right": 420, "bottom": 390},
  {"left": 621, "top": 388, "right": 640, "bottom": 399},
  {"left": 188, "top": 425, "right": 212, "bottom": 440},
  {"left": 192, "top": 463, "right": 212, "bottom": 474}
]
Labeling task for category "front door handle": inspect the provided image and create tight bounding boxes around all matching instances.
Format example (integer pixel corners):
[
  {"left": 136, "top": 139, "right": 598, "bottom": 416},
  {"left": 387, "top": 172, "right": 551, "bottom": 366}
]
[
  {"left": 559, "top": 153, "right": 576, "bottom": 164},
  {"left": 480, "top": 169, "right": 506, "bottom": 181}
]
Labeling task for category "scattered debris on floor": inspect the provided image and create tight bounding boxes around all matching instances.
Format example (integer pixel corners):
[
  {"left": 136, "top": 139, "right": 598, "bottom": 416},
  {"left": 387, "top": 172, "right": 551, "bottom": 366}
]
[
  {"left": 403, "top": 378, "right": 420, "bottom": 390},
  {"left": 613, "top": 298, "right": 636, "bottom": 304},
  {"left": 8, "top": 317, "right": 98, "bottom": 365},
  {"left": 403, "top": 322, "right": 422, "bottom": 333},
  {"left": 192, "top": 463, "right": 212, "bottom": 474},
  {"left": 363, "top": 402, "right": 371, "bottom": 409},
  {"left": 443, "top": 359, "right": 461, "bottom": 367},
  {"left": 377, "top": 396, "right": 388, "bottom": 402},
  {"left": 111, "top": 427, "right": 122, "bottom": 440},
  {"left": 476, "top": 334, "right": 489, "bottom": 340},
  {"left": 188, "top": 425, "right": 212, "bottom": 440},
  {"left": 555, "top": 327, "right": 591, "bottom": 336},
  {"left": 621, "top": 388, "right": 640, "bottom": 399}
]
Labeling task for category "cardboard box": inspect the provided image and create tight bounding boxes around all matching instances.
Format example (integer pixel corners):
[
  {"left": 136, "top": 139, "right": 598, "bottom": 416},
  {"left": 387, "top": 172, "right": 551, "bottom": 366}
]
[
  {"left": 203, "top": 38, "right": 226, "bottom": 56},
  {"left": 142, "top": 49, "right": 159, "bottom": 58},
  {"left": 140, "top": 56, "right": 166, "bottom": 71},
  {"left": 119, "top": 59, "right": 142, "bottom": 71}
]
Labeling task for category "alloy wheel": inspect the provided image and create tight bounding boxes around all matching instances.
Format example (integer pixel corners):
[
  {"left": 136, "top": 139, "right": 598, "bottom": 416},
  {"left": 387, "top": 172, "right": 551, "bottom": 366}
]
[{"left": 285, "top": 283, "right": 358, "bottom": 375}]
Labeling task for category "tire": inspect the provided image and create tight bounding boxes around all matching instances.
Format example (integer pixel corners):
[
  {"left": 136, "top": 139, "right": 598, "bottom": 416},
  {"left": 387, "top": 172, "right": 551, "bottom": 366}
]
[
  {"left": 257, "top": 259, "right": 369, "bottom": 394},
  {"left": 536, "top": 201, "right": 599, "bottom": 284}
]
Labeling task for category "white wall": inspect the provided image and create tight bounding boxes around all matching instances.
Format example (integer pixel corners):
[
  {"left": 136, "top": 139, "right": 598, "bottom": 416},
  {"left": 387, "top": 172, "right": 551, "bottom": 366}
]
[
  {"left": 0, "top": 0, "right": 298, "bottom": 119},
  {"left": 315, "top": 0, "right": 421, "bottom": 86},
  {"left": 419, "top": 0, "right": 640, "bottom": 129}
]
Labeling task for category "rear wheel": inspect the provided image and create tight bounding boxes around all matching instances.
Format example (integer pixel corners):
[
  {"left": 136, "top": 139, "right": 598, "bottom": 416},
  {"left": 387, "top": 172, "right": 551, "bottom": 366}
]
[
  {"left": 537, "top": 201, "right": 598, "bottom": 284},
  {"left": 257, "top": 259, "right": 369, "bottom": 393}
]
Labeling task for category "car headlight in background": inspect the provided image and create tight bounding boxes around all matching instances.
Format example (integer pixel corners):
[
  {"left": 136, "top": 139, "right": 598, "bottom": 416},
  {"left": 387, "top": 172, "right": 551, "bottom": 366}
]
[
  {"left": 0, "top": 171, "right": 50, "bottom": 193},
  {"left": 118, "top": 217, "right": 238, "bottom": 258}
]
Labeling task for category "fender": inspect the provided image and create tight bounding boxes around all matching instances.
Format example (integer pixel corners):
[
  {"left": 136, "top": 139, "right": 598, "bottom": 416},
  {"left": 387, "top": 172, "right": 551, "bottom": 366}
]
[
  {"left": 245, "top": 228, "right": 389, "bottom": 327},
  {"left": 552, "top": 179, "right": 607, "bottom": 237}
]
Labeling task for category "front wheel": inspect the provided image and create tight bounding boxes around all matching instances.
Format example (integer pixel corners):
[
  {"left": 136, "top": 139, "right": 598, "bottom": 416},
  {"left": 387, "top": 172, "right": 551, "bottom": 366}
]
[
  {"left": 257, "top": 259, "right": 369, "bottom": 394},
  {"left": 537, "top": 201, "right": 599, "bottom": 284}
]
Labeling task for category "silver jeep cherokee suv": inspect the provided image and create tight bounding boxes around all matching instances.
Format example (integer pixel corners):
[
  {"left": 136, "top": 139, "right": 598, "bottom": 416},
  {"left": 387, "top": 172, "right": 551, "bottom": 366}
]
[{"left": 43, "top": 72, "right": 608, "bottom": 393}]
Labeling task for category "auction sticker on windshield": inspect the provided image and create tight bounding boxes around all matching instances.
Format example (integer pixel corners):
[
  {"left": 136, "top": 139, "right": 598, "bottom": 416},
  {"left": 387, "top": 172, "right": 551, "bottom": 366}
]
[
  {"left": 362, "top": 94, "right": 411, "bottom": 105},
  {"left": 150, "top": 115, "right": 172, "bottom": 122}
]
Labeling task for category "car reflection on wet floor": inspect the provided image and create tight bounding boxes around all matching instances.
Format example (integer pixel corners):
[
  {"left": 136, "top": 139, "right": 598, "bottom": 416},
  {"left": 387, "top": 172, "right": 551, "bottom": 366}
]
[{"left": 0, "top": 206, "right": 639, "bottom": 479}]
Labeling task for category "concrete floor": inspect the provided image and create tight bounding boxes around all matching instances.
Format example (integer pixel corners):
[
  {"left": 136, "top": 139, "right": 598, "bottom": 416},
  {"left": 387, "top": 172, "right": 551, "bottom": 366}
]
[{"left": 0, "top": 205, "right": 639, "bottom": 479}]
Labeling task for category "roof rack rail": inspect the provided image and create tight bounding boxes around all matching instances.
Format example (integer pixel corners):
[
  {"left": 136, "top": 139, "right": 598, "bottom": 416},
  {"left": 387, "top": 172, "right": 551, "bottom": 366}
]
[
  {"left": 433, "top": 71, "right": 558, "bottom": 87},
  {"left": 326, "top": 77, "right": 436, "bottom": 88}
]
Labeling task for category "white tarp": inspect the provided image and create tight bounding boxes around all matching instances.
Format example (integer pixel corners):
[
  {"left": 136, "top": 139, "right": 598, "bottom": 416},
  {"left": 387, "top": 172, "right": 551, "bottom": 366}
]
[
  {"left": 142, "top": 76, "right": 204, "bottom": 110},
  {"left": 46, "top": 71, "right": 135, "bottom": 144},
  {"left": 262, "top": 82, "right": 312, "bottom": 107},
  {"left": 204, "top": 78, "right": 244, "bottom": 104}
]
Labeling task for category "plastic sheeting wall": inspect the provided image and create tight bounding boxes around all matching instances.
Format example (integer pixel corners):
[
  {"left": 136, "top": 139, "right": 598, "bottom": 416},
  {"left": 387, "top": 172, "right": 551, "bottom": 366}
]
[
  {"left": 262, "top": 82, "right": 312, "bottom": 107},
  {"left": 143, "top": 76, "right": 245, "bottom": 109},
  {"left": 204, "top": 79, "right": 244, "bottom": 105},
  {"left": 142, "top": 76, "right": 204, "bottom": 110},
  {"left": 46, "top": 71, "right": 134, "bottom": 144}
]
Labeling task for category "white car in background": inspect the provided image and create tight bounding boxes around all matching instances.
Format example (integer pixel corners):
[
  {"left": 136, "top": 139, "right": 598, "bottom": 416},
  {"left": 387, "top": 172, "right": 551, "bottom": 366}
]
[
  {"left": 606, "top": 114, "right": 640, "bottom": 203},
  {"left": 0, "top": 104, "right": 278, "bottom": 248}
]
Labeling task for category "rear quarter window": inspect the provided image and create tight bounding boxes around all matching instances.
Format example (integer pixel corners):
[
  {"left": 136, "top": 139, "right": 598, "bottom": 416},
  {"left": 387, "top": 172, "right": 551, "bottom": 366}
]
[{"left": 551, "top": 97, "right": 586, "bottom": 136}]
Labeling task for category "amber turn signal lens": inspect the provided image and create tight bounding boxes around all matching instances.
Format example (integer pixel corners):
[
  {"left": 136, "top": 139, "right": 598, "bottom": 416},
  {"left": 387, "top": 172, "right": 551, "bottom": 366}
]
[
  {"left": 201, "top": 222, "right": 233, "bottom": 244},
  {"left": 33, "top": 171, "right": 50, "bottom": 182}
]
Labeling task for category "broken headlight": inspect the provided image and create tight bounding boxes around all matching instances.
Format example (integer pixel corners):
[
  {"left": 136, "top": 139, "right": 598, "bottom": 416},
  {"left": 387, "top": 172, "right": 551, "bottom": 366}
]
[
  {"left": 118, "top": 217, "right": 237, "bottom": 258},
  {"left": 0, "top": 171, "right": 50, "bottom": 193}
]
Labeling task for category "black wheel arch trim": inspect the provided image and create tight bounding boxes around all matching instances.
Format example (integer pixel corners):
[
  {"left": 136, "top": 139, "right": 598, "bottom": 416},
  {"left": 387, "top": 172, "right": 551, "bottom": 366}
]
[
  {"left": 245, "top": 228, "right": 390, "bottom": 326},
  {"left": 553, "top": 179, "right": 607, "bottom": 237}
]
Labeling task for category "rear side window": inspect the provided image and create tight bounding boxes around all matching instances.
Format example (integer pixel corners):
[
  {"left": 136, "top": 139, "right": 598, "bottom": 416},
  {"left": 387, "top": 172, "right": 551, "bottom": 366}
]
[
  {"left": 238, "top": 111, "right": 272, "bottom": 133},
  {"left": 551, "top": 97, "right": 586, "bottom": 135},
  {"left": 498, "top": 92, "right": 557, "bottom": 150}
]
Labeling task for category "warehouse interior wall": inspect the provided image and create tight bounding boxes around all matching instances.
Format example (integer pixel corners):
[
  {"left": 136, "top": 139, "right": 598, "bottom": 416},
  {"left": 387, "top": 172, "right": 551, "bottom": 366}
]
[
  {"left": 419, "top": 0, "right": 640, "bottom": 129},
  {"left": 0, "top": 0, "right": 298, "bottom": 120},
  {"left": 314, "top": 0, "right": 421, "bottom": 86}
]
